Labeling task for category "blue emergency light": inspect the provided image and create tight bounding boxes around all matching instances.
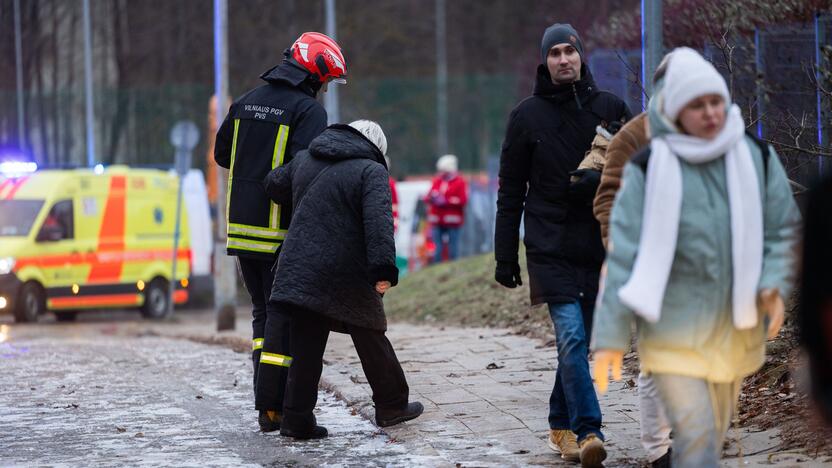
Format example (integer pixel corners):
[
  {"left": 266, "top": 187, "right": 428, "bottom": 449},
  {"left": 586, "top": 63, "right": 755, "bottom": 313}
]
[{"left": 0, "top": 161, "right": 37, "bottom": 178}]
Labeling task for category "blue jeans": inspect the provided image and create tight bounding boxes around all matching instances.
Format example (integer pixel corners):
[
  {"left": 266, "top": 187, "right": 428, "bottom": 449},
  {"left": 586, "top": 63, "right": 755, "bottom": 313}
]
[
  {"left": 432, "top": 226, "right": 460, "bottom": 263},
  {"left": 548, "top": 300, "right": 603, "bottom": 442},
  {"left": 652, "top": 374, "right": 741, "bottom": 468}
]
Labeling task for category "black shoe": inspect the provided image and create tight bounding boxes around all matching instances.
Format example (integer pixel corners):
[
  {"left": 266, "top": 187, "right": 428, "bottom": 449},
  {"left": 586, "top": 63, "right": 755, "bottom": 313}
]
[
  {"left": 650, "top": 448, "right": 672, "bottom": 468},
  {"left": 375, "top": 401, "right": 424, "bottom": 428},
  {"left": 258, "top": 410, "right": 281, "bottom": 432},
  {"left": 280, "top": 425, "right": 328, "bottom": 439}
]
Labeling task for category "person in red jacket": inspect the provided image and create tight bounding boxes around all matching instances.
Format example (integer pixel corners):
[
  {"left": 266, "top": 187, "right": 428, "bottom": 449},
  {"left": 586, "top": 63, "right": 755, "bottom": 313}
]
[
  {"left": 425, "top": 154, "right": 468, "bottom": 263},
  {"left": 386, "top": 156, "right": 399, "bottom": 232}
]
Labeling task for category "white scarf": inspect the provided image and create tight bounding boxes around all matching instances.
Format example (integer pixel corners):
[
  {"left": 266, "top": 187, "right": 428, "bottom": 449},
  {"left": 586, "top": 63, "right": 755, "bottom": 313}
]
[{"left": 618, "top": 105, "right": 763, "bottom": 329}]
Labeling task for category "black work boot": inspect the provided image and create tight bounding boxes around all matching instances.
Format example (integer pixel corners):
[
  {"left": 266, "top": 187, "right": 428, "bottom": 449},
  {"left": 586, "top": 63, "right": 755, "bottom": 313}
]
[
  {"left": 258, "top": 410, "right": 281, "bottom": 432},
  {"left": 375, "top": 401, "right": 424, "bottom": 428},
  {"left": 279, "top": 425, "right": 328, "bottom": 439},
  {"left": 650, "top": 448, "right": 672, "bottom": 468}
]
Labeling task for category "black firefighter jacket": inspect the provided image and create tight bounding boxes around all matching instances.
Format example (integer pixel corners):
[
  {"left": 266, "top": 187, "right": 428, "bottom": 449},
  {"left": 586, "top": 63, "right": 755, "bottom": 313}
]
[
  {"left": 495, "top": 63, "right": 631, "bottom": 309},
  {"left": 215, "top": 60, "right": 327, "bottom": 260},
  {"left": 264, "top": 125, "right": 399, "bottom": 331}
]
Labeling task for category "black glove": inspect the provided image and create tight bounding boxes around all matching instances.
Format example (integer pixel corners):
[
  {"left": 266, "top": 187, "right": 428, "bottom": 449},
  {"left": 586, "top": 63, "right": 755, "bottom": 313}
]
[
  {"left": 568, "top": 169, "right": 602, "bottom": 200},
  {"left": 495, "top": 261, "right": 523, "bottom": 288}
]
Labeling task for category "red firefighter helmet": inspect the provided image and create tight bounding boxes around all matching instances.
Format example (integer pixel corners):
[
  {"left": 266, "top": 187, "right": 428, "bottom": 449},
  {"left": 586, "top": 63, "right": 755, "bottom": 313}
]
[{"left": 291, "top": 32, "right": 347, "bottom": 85}]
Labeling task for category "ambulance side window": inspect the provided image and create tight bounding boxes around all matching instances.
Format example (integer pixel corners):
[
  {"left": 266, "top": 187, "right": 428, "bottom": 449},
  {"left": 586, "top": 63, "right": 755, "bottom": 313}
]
[{"left": 37, "top": 199, "right": 74, "bottom": 241}]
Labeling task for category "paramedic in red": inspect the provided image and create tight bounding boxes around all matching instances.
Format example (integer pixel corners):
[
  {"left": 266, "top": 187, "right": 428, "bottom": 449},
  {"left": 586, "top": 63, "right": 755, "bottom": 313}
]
[
  {"left": 425, "top": 154, "right": 468, "bottom": 263},
  {"left": 386, "top": 156, "right": 399, "bottom": 232}
]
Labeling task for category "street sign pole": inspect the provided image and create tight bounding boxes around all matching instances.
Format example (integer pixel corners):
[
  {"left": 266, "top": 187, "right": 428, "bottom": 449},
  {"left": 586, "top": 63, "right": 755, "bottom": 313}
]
[
  {"left": 324, "top": 0, "right": 340, "bottom": 124},
  {"left": 169, "top": 121, "right": 199, "bottom": 317},
  {"left": 82, "top": 0, "right": 96, "bottom": 167},
  {"left": 214, "top": 0, "right": 237, "bottom": 331},
  {"left": 13, "top": 0, "right": 25, "bottom": 152}
]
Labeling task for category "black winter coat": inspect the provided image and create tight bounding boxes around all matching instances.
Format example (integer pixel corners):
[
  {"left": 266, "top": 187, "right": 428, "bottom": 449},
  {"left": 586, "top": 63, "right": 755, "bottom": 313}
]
[
  {"left": 264, "top": 125, "right": 399, "bottom": 331},
  {"left": 215, "top": 60, "right": 327, "bottom": 260},
  {"left": 495, "top": 64, "right": 631, "bottom": 307}
]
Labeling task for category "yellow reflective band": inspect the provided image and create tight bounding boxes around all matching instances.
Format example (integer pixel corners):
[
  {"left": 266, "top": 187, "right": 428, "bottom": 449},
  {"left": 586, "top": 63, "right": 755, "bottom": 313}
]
[
  {"left": 252, "top": 338, "right": 264, "bottom": 351},
  {"left": 272, "top": 125, "right": 289, "bottom": 169},
  {"left": 227, "top": 238, "right": 279, "bottom": 254},
  {"left": 226, "top": 118, "right": 241, "bottom": 229},
  {"left": 270, "top": 125, "right": 290, "bottom": 231},
  {"left": 260, "top": 352, "right": 292, "bottom": 367},
  {"left": 228, "top": 223, "right": 286, "bottom": 239}
]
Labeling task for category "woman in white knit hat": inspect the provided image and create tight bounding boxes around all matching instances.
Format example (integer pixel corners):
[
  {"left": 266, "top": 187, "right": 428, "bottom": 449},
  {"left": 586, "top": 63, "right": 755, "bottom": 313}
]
[{"left": 591, "top": 48, "right": 801, "bottom": 467}]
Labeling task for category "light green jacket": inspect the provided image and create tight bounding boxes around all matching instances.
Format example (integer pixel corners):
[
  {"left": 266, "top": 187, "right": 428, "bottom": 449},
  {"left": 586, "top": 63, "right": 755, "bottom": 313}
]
[{"left": 592, "top": 109, "right": 802, "bottom": 383}]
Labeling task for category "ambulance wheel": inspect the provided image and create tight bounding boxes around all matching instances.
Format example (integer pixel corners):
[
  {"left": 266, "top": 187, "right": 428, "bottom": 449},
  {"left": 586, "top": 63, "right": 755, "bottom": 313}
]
[
  {"left": 14, "top": 282, "right": 45, "bottom": 323},
  {"left": 55, "top": 311, "right": 78, "bottom": 322},
  {"left": 141, "top": 278, "right": 170, "bottom": 319}
]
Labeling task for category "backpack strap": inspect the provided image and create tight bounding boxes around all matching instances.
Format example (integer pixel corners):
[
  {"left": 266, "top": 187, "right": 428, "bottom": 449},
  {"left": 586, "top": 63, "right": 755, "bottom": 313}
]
[
  {"left": 744, "top": 130, "right": 769, "bottom": 178},
  {"left": 634, "top": 133, "right": 769, "bottom": 179}
]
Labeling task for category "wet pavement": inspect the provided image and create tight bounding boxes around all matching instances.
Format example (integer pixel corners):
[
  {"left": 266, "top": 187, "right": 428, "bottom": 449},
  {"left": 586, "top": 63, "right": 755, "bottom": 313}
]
[
  {"left": 0, "top": 316, "right": 444, "bottom": 467},
  {"left": 1, "top": 309, "right": 828, "bottom": 466}
]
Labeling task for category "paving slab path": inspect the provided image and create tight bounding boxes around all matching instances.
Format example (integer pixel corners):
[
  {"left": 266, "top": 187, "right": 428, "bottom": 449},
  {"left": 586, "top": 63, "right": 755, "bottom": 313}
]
[
  {"left": 157, "top": 311, "right": 826, "bottom": 467},
  {"left": 7, "top": 309, "right": 823, "bottom": 466}
]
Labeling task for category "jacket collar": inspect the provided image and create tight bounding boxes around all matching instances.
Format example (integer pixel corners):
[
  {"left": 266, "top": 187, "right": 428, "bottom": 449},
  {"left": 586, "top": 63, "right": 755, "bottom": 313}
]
[
  {"left": 260, "top": 59, "right": 321, "bottom": 97},
  {"left": 309, "top": 124, "right": 387, "bottom": 169},
  {"left": 533, "top": 63, "right": 597, "bottom": 108}
]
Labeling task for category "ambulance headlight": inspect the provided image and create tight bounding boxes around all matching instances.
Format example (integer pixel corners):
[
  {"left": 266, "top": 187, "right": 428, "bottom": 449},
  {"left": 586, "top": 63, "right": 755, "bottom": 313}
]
[{"left": 0, "top": 257, "right": 15, "bottom": 275}]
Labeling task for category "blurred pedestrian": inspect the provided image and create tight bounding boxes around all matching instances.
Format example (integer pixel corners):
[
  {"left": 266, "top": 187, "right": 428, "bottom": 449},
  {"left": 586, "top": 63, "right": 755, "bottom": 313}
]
[
  {"left": 425, "top": 154, "right": 467, "bottom": 263},
  {"left": 800, "top": 173, "right": 832, "bottom": 424},
  {"left": 592, "top": 48, "right": 801, "bottom": 468},
  {"left": 264, "top": 120, "right": 423, "bottom": 439},
  {"left": 494, "top": 22, "right": 631, "bottom": 467},
  {"left": 592, "top": 52, "right": 675, "bottom": 468},
  {"left": 386, "top": 156, "right": 399, "bottom": 232},
  {"left": 214, "top": 32, "right": 344, "bottom": 433}
]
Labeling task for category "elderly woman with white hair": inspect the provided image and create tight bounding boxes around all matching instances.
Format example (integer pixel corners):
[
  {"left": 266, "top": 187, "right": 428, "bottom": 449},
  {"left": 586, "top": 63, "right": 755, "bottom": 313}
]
[
  {"left": 592, "top": 48, "right": 801, "bottom": 467},
  {"left": 264, "top": 120, "right": 423, "bottom": 439},
  {"left": 425, "top": 154, "right": 468, "bottom": 263}
]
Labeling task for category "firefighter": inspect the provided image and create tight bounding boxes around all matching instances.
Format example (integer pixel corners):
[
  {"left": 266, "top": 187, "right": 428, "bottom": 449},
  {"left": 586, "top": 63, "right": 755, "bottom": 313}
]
[{"left": 214, "top": 31, "right": 346, "bottom": 432}]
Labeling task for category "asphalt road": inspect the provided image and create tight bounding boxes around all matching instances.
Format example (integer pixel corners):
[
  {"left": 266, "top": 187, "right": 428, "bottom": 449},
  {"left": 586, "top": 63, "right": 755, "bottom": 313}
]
[{"left": 0, "top": 311, "right": 443, "bottom": 467}]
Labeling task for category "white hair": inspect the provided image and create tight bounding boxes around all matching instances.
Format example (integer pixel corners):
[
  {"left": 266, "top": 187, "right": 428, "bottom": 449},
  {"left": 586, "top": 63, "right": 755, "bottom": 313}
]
[
  {"left": 348, "top": 119, "right": 388, "bottom": 156},
  {"left": 436, "top": 154, "right": 458, "bottom": 173}
]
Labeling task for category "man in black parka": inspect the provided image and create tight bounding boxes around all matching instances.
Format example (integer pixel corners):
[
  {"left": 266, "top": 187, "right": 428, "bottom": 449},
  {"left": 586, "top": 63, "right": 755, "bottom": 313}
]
[
  {"left": 264, "top": 120, "right": 423, "bottom": 439},
  {"left": 214, "top": 32, "right": 345, "bottom": 433},
  {"left": 494, "top": 24, "right": 631, "bottom": 465}
]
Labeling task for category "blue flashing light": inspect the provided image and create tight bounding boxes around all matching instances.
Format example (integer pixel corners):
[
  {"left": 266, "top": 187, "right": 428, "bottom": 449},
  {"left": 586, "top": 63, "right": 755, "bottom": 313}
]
[
  {"left": 93, "top": 163, "right": 105, "bottom": 175},
  {"left": 0, "top": 161, "right": 37, "bottom": 177}
]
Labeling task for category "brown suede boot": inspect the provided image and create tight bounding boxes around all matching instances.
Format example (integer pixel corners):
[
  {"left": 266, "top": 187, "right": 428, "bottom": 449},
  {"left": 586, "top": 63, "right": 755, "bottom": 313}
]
[
  {"left": 548, "top": 429, "right": 580, "bottom": 462},
  {"left": 579, "top": 433, "right": 607, "bottom": 467}
]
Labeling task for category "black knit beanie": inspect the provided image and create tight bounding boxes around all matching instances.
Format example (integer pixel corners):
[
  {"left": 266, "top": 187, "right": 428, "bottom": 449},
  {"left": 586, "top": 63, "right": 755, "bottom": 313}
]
[{"left": 540, "top": 23, "right": 584, "bottom": 63}]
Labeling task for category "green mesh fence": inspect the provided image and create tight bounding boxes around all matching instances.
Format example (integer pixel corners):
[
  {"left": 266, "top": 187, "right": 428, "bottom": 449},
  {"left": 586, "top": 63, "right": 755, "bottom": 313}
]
[{"left": 4, "top": 74, "right": 523, "bottom": 176}]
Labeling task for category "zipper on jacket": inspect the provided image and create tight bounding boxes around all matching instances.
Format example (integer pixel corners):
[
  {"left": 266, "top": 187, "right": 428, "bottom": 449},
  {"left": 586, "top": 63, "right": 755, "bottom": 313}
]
[{"left": 572, "top": 83, "right": 583, "bottom": 110}]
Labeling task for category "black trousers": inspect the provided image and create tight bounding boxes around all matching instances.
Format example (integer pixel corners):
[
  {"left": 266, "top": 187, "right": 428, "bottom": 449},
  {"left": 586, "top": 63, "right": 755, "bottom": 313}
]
[
  {"left": 237, "top": 257, "right": 291, "bottom": 411},
  {"left": 281, "top": 308, "right": 410, "bottom": 431}
]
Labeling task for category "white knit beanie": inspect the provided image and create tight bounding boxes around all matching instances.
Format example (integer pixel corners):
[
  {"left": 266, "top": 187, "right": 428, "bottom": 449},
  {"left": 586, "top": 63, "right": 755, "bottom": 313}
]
[
  {"left": 348, "top": 119, "right": 388, "bottom": 156},
  {"left": 436, "top": 154, "right": 458, "bottom": 173},
  {"left": 662, "top": 47, "right": 730, "bottom": 121}
]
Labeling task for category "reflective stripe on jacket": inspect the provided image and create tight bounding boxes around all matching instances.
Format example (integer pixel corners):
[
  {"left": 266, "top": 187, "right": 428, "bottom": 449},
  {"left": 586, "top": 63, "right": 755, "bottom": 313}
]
[{"left": 214, "top": 62, "right": 327, "bottom": 260}]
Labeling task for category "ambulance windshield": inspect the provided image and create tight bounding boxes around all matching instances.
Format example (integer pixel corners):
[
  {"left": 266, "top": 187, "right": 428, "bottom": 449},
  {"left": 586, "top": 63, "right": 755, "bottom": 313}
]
[{"left": 0, "top": 200, "right": 45, "bottom": 237}]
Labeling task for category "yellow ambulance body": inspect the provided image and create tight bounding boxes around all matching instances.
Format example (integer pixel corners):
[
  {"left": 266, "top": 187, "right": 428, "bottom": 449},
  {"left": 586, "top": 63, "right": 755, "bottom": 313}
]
[{"left": 0, "top": 165, "right": 191, "bottom": 322}]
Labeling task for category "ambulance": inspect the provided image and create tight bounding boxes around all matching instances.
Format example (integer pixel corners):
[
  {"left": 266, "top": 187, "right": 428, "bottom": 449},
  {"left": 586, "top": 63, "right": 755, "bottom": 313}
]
[{"left": 0, "top": 164, "right": 192, "bottom": 322}]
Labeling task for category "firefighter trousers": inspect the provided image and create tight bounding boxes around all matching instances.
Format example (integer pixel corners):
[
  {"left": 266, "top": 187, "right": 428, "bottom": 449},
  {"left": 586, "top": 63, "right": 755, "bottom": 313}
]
[
  {"left": 238, "top": 257, "right": 291, "bottom": 411},
  {"left": 281, "top": 308, "right": 410, "bottom": 432}
]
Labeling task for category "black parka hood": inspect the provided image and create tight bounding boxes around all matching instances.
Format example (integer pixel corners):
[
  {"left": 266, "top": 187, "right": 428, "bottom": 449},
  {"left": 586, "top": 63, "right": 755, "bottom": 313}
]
[
  {"left": 308, "top": 124, "right": 387, "bottom": 169},
  {"left": 260, "top": 54, "right": 322, "bottom": 97}
]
